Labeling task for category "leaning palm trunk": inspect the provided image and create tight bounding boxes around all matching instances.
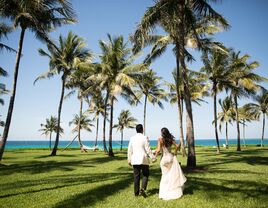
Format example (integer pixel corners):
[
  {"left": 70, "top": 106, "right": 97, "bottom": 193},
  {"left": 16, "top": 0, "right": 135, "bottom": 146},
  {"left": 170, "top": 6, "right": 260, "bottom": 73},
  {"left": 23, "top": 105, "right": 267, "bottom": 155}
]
[
  {"left": 0, "top": 28, "right": 26, "bottom": 161},
  {"left": 176, "top": 64, "right": 186, "bottom": 157},
  {"left": 120, "top": 130, "right": 123, "bottom": 151},
  {"left": 51, "top": 75, "right": 66, "bottom": 156},
  {"left": 94, "top": 117, "right": 99, "bottom": 147},
  {"left": 62, "top": 135, "right": 78, "bottom": 151},
  {"left": 213, "top": 87, "right": 220, "bottom": 153},
  {"left": 225, "top": 122, "right": 229, "bottom": 149},
  {"left": 234, "top": 94, "right": 241, "bottom": 151},
  {"left": 261, "top": 113, "right": 265, "bottom": 147},
  {"left": 143, "top": 95, "right": 148, "bottom": 135},
  {"left": 108, "top": 96, "right": 114, "bottom": 157},
  {"left": 102, "top": 91, "right": 109, "bottom": 153}
]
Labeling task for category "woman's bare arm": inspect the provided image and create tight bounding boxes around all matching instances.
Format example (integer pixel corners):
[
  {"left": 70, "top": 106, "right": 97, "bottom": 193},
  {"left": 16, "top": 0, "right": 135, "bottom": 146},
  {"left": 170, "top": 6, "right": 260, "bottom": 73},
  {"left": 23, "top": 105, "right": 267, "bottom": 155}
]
[{"left": 154, "top": 138, "right": 162, "bottom": 157}]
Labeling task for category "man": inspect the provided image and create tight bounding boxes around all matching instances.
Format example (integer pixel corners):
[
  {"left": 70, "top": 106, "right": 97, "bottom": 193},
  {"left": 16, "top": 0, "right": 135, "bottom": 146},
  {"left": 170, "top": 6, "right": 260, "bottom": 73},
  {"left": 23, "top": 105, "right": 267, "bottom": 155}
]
[{"left": 128, "top": 124, "right": 156, "bottom": 196}]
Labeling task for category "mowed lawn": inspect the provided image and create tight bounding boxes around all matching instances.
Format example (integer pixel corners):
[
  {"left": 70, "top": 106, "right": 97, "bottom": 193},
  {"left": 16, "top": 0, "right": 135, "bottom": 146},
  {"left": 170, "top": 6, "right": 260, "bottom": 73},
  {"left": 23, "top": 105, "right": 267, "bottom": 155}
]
[{"left": 0, "top": 146, "right": 267, "bottom": 208}]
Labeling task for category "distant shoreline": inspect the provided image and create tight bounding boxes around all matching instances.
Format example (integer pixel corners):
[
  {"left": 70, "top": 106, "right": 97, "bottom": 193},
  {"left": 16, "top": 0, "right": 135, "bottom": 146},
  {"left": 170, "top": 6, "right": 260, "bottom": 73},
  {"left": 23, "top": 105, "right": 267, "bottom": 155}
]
[{"left": 5, "top": 139, "right": 267, "bottom": 150}]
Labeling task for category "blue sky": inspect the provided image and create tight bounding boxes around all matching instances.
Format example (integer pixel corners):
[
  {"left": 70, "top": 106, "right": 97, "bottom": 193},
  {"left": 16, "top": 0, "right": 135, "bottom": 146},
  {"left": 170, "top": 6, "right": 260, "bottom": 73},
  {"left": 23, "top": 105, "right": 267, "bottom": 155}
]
[{"left": 1, "top": 0, "right": 268, "bottom": 141}]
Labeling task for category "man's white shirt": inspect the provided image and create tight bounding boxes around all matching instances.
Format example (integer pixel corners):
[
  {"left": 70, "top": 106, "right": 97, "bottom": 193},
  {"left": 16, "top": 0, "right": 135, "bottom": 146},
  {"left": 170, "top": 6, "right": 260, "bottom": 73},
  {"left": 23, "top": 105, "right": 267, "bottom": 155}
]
[{"left": 128, "top": 133, "right": 155, "bottom": 165}]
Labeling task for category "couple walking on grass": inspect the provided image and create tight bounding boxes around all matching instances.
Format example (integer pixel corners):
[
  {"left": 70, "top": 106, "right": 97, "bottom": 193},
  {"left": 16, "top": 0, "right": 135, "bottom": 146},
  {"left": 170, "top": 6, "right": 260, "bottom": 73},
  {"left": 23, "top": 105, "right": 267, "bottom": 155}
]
[{"left": 127, "top": 124, "right": 187, "bottom": 200}]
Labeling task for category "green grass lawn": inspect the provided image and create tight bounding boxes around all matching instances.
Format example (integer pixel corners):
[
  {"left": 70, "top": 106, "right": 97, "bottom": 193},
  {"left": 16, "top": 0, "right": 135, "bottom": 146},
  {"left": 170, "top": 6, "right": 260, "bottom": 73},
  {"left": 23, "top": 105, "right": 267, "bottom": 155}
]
[{"left": 0, "top": 146, "right": 268, "bottom": 208}]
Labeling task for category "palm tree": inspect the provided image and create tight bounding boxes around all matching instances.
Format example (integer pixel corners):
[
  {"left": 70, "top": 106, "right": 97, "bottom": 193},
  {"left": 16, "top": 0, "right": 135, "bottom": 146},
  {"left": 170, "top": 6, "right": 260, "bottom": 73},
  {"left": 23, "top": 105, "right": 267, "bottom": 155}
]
[
  {"left": 244, "top": 89, "right": 268, "bottom": 147},
  {"left": 95, "top": 34, "right": 145, "bottom": 157},
  {"left": 228, "top": 50, "right": 265, "bottom": 151},
  {"left": 39, "top": 116, "right": 63, "bottom": 150},
  {"left": 35, "top": 31, "right": 92, "bottom": 156},
  {"left": 168, "top": 68, "right": 209, "bottom": 156},
  {"left": 132, "top": 0, "right": 229, "bottom": 167},
  {"left": 0, "top": 69, "right": 8, "bottom": 107},
  {"left": 0, "top": 22, "right": 14, "bottom": 131},
  {"left": 217, "top": 96, "right": 235, "bottom": 149},
  {"left": 0, "top": 0, "right": 75, "bottom": 160},
  {"left": 201, "top": 48, "right": 232, "bottom": 153},
  {"left": 69, "top": 114, "right": 94, "bottom": 148},
  {"left": 135, "top": 69, "right": 167, "bottom": 134},
  {"left": 88, "top": 92, "right": 106, "bottom": 147},
  {"left": 114, "top": 110, "right": 137, "bottom": 150},
  {"left": 66, "top": 64, "right": 94, "bottom": 152},
  {"left": 0, "top": 22, "right": 16, "bottom": 53}
]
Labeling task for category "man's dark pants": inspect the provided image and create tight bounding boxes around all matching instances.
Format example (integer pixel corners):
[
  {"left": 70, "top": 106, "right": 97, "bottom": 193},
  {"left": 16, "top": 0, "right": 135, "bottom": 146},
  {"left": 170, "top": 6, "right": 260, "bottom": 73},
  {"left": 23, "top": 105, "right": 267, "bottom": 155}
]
[{"left": 133, "top": 165, "right": 149, "bottom": 196}]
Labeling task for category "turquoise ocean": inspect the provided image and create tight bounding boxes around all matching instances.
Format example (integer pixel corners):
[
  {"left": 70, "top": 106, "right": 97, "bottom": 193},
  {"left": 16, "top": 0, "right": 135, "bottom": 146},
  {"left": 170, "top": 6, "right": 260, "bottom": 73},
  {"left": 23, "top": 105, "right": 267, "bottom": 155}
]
[{"left": 5, "top": 138, "right": 267, "bottom": 149}]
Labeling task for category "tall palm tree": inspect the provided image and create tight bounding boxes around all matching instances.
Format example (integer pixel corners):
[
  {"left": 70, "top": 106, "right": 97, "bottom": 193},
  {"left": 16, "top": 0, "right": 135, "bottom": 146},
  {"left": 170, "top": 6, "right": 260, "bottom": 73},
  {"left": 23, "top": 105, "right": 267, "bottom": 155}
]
[
  {"left": 237, "top": 106, "right": 255, "bottom": 147},
  {"left": 88, "top": 92, "right": 106, "bottom": 147},
  {"left": 201, "top": 48, "right": 232, "bottom": 153},
  {"left": 168, "top": 68, "right": 209, "bottom": 156},
  {"left": 69, "top": 114, "right": 94, "bottom": 148},
  {"left": 132, "top": 0, "right": 229, "bottom": 167},
  {"left": 66, "top": 64, "right": 94, "bottom": 152},
  {"left": 228, "top": 50, "right": 265, "bottom": 151},
  {"left": 35, "top": 31, "right": 92, "bottom": 156},
  {"left": 244, "top": 89, "right": 268, "bottom": 147},
  {"left": 135, "top": 69, "right": 167, "bottom": 134},
  {"left": 39, "top": 116, "right": 63, "bottom": 150},
  {"left": 114, "top": 110, "right": 137, "bottom": 150},
  {"left": 217, "top": 96, "right": 235, "bottom": 149},
  {"left": 95, "top": 34, "right": 144, "bottom": 157},
  {"left": 0, "top": 0, "right": 75, "bottom": 160}
]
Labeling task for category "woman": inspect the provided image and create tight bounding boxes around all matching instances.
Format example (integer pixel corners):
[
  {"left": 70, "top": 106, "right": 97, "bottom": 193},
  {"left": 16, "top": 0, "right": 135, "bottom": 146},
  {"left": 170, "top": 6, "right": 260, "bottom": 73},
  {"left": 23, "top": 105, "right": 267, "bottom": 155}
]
[{"left": 154, "top": 127, "right": 187, "bottom": 200}]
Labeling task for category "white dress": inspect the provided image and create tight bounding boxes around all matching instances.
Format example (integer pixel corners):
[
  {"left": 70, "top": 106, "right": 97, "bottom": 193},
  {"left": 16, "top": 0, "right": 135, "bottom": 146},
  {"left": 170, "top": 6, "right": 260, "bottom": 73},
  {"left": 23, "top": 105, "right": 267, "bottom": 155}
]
[{"left": 159, "top": 146, "right": 187, "bottom": 200}]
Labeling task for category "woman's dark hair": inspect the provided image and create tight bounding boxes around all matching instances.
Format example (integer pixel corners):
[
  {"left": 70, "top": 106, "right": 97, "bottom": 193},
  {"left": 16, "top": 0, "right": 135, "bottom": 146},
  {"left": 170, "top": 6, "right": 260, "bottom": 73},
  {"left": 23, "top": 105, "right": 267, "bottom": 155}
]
[{"left": 161, "top": 127, "right": 174, "bottom": 147}]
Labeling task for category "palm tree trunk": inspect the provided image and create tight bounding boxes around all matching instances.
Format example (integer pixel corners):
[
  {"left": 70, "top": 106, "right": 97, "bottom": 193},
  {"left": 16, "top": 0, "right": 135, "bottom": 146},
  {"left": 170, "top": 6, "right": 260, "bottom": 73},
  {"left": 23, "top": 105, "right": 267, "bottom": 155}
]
[
  {"left": 78, "top": 94, "right": 84, "bottom": 151},
  {"left": 62, "top": 135, "right": 78, "bottom": 151},
  {"left": 176, "top": 65, "right": 186, "bottom": 157},
  {"left": 49, "top": 132, "right": 52, "bottom": 150},
  {"left": 261, "top": 113, "right": 265, "bottom": 147},
  {"left": 177, "top": 1, "right": 196, "bottom": 167},
  {"left": 176, "top": 45, "right": 196, "bottom": 167},
  {"left": 120, "top": 130, "right": 123, "bottom": 151},
  {"left": 213, "top": 86, "right": 220, "bottom": 154},
  {"left": 0, "top": 28, "right": 26, "bottom": 161},
  {"left": 108, "top": 96, "right": 114, "bottom": 157},
  {"left": 143, "top": 95, "right": 147, "bottom": 135},
  {"left": 102, "top": 91, "right": 109, "bottom": 153},
  {"left": 234, "top": 94, "right": 241, "bottom": 151},
  {"left": 94, "top": 117, "right": 99, "bottom": 147},
  {"left": 181, "top": 97, "right": 186, "bottom": 146},
  {"left": 51, "top": 75, "right": 66, "bottom": 156},
  {"left": 242, "top": 120, "right": 246, "bottom": 147},
  {"left": 225, "top": 122, "right": 229, "bottom": 149}
]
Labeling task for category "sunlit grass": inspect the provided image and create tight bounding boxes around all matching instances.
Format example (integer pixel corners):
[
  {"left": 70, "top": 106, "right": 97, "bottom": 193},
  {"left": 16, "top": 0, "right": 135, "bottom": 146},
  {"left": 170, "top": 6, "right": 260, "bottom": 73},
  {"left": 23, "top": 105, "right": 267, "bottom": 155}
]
[{"left": 0, "top": 146, "right": 267, "bottom": 208}]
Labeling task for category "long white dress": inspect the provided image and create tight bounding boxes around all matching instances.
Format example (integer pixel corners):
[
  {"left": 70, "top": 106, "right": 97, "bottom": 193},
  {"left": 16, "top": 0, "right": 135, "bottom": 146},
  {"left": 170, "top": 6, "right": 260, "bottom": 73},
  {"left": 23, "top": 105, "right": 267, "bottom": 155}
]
[{"left": 159, "top": 146, "right": 187, "bottom": 200}]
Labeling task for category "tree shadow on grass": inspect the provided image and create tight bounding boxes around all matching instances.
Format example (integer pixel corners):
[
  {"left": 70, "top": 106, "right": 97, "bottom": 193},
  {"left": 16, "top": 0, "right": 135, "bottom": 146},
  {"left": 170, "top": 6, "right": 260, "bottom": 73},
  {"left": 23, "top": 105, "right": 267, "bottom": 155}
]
[
  {"left": 34, "top": 154, "right": 79, "bottom": 159},
  {"left": 52, "top": 174, "right": 132, "bottom": 208},
  {"left": 0, "top": 160, "right": 96, "bottom": 175},
  {"left": 184, "top": 176, "right": 268, "bottom": 201},
  {"left": 0, "top": 172, "right": 131, "bottom": 200}
]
